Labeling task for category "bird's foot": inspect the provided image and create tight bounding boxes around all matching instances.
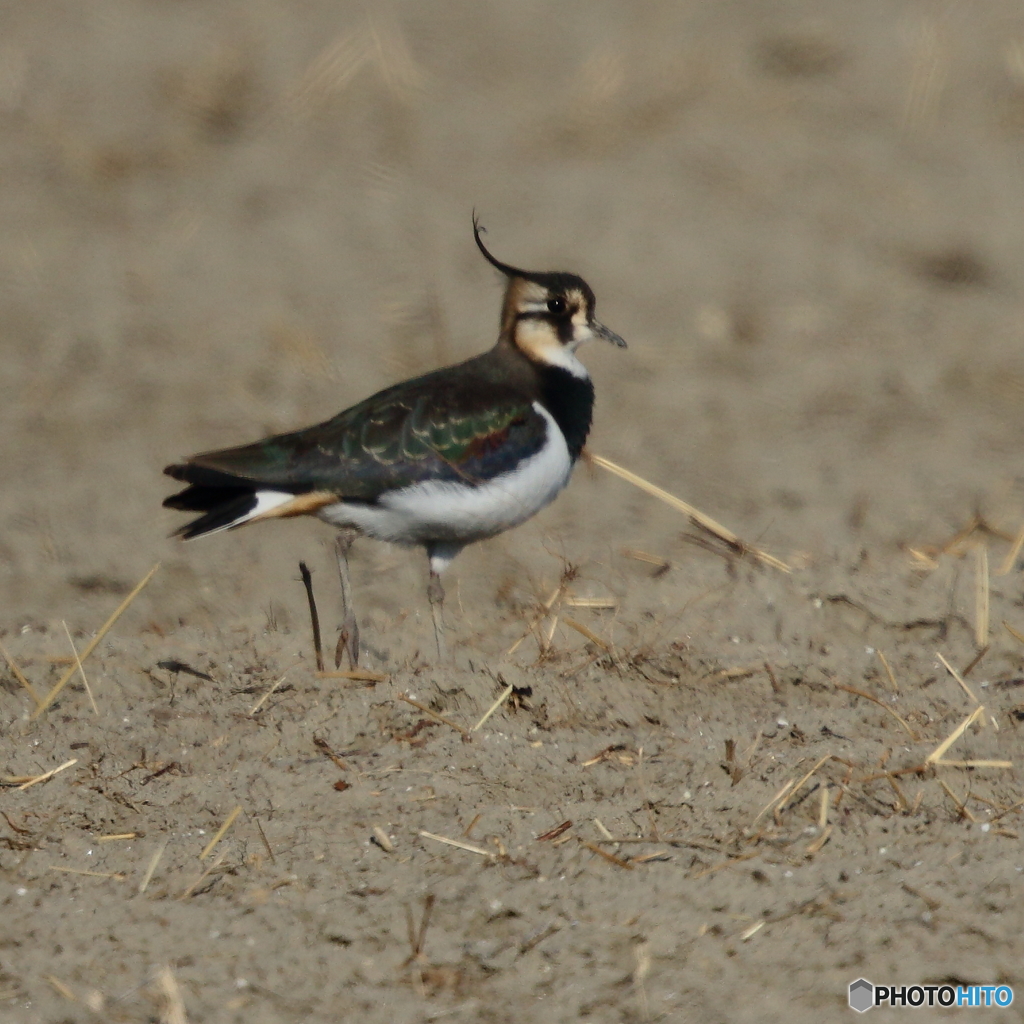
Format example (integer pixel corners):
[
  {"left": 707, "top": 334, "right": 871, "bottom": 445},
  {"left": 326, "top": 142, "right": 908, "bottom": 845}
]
[{"left": 334, "top": 611, "right": 360, "bottom": 669}]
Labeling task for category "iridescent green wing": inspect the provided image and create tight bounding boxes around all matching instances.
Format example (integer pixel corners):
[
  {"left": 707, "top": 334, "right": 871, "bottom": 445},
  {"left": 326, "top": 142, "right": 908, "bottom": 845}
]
[{"left": 185, "top": 374, "right": 548, "bottom": 500}]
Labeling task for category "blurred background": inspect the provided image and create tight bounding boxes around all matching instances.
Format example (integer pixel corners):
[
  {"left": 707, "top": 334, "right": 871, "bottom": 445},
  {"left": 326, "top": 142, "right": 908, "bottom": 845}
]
[{"left": 3, "top": 0, "right": 1024, "bottom": 637}]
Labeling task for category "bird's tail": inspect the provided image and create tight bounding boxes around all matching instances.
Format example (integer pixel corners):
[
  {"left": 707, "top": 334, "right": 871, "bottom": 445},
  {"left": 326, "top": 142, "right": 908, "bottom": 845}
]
[{"left": 163, "top": 465, "right": 297, "bottom": 539}]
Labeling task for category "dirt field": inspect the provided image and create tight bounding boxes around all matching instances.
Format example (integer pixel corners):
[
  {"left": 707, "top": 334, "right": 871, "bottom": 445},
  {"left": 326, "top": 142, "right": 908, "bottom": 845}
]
[{"left": 3, "top": 2, "right": 1024, "bottom": 1021}]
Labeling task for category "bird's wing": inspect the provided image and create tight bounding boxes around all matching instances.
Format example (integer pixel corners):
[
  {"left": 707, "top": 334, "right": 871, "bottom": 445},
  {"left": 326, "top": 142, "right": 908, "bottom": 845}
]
[{"left": 167, "top": 374, "right": 549, "bottom": 502}]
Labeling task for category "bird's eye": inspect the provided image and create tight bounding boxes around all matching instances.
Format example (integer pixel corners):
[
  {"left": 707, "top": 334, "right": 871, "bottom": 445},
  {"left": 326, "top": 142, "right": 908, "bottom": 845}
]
[{"left": 547, "top": 297, "right": 566, "bottom": 315}]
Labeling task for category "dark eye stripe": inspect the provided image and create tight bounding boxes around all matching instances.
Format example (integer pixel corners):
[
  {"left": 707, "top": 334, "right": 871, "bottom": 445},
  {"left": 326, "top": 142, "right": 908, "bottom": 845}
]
[{"left": 513, "top": 311, "right": 577, "bottom": 346}]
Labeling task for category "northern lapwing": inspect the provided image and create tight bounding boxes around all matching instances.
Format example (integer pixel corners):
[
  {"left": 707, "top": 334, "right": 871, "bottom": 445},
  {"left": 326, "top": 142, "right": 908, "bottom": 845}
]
[{"left": 163, "top": 216, "right": 626, "bottom": 660}]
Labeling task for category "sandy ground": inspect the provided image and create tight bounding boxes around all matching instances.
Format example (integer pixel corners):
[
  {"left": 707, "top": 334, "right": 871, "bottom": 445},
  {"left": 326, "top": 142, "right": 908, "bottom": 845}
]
[{"left": 3, "top": 2, "right": 1024, "bottom": 1021}]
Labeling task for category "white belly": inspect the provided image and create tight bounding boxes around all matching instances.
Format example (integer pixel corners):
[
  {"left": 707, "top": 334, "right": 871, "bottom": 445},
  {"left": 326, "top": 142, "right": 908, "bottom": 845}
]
[{"left": 318, "top": 403, "right": 572, "bottom": 545}]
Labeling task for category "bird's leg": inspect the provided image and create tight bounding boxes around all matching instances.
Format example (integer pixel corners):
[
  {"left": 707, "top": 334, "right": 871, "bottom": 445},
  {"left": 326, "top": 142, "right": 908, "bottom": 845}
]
[
  {"left": 334, "top": 529, "right": 360, "bottom": 668},
  {"left": 427, "top": 571, "right": 447, "bottom": 662},
  {"left": 425, "top": 542, "right": 463, "bottom": 663}
]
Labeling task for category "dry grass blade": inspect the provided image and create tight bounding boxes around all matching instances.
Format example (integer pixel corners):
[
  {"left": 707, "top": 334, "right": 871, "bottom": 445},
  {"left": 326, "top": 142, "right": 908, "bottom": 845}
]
[
  {"left": 906, "top": 546, "right": 939, "bottom": 569},
  {"left": 689, "top": 852, "right": 758, "bottom": 880},
  {"left": 179, "top": 850, "right": 226, "bottom": 900},
  {"left": 418, "top": 830, "right": 494, "bottom": 858},
  {"left": 520, "top": 922, "right": 560, "bottom": 955},
  {"left": 250, "top": 675, "right": 287, "bottom": 715},
  {"left": 588, "top": 453, "right": 790, "bottom": 572},
  {"left": 200, "top": 806, "right": 241, "bottom": 860},
  {"left": 32, "top": 562, "right": 160, "bottom": 720},
  {"left": 936, "top": 652, "right": 980, "bottom": 705},
  {"left": 752, "top": 779, "right": 796, "bottom": 827},
  {"left": 886, "top": 774, "right": 909, "bottom": 812},
  {"left": 835, "top": 684, "right": 917, "bottom": 739},
  {"left": 399, "top": 695, "right": 470, "bottom": 738},
  {"left": 1004, "top": 621, "right": 1024, "bottom": 646},
  {"left": 541, "top": 614, "right": 559, "bottom": 656},
  {"left": 937, "top": 779, "right": 975, "bottom": 821},
  {"left": 565, "top": 596, "right": 617, "bottom": 609},
  {"left": 48, "top": 866, "right": 125, "bottom": 880},
  {"left": 581, "top": 839, "right": 633, "bottom": 869},
  {"left": 316, "top": 668, "right": 388, "bottom": 682},
  {"left": 157, "top": 964, "right": 190, "bottom": 1024},
  {"left": 927, "top": 706, "right": 985, "bottom": 763},
  {"left": 623, "top": 548, "right": 671, "bottom": 572},
  {"left": 562, "top": 616, "right": 612, "bottom": 651},
  {"left": 975, "top": 543, "right": 990, "bottom": 647},
  {"left": 62, "top": 620, "right": 97, "bottom": 714},
  {"left": 536, "top": 820, "right": 573, "bottom": 842},
  {"left": 806, "top": 825, "right": 833, "bottom": 855},
  {"left": 961, "top": 645, "right": 989, "bottom": 679},
  {"left": 139, "top": 839, "right": 167, "bottom": 894},
  {"left": 472, "top": 683, "right": 514, "bottom": 732},
  {"left": 776, "top": 754, "right": 832, "bottom": 816},
  {"left": 0, "top": 638, "right": 42, "bottom": 706},
  {"left": 46, "top": 975, "right": 76, "bottom": 1002},
  {"left": 508, "top": 583, "right": 567, "bottom": 655},
  {"left": 996, "top": 522, "right": 1024, "bottom": 576},
  {"left": 13, "top": 758, "right": 78, "bottom": 791},
  {"left": 937, "top": 759, "right": 1013, "bottom": 768},
  {"left": 876, "top": 649, "right": 899, "bottom": 693}
]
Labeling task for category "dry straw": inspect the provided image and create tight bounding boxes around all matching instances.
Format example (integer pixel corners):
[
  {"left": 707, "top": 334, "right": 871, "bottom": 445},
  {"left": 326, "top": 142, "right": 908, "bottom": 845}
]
[
  {"left": 1005, "top": 621, "right": 1024, "bottom": 646},
  {"left": 199, "top": 806, "right": 242, "bottom": 860},
  {"left": 316, "top": 668, "right": 387, "bottom": 682},
  {"left": 974, "top": 543, "right": 990, "bottom": 647},
  {"left": 32, "top": 562, "right": 160, "bottom": 720},
  {"left": 562, "top": 616, "right": 612, "bottom": 652},
  {"left": 588, "top": 453, "right": 789, "bottom": 571},
  {"left": 835, "top": 684, "right": 916, "bottom": 739},
  {"left": 157, "top": 965, "right": 189, "bottom": 1024},
  {"left": 0, "top": 639, "right": 42, "bottom": 706},
  {"left": 249, "top": 675, "right": 288, "bottom": 715},
  {"left": 48, "top": 866, "right": 125, "bottom": 880},
  {"left": 179, "top": 850, "right": 226, "bottom": 900},
  {"left": 876, "top": 649, "right": 899, "bottom": 693},
  {"left": 581, "top": 839, "right": 633, "bottom": 869},
  {"left": 418, "top": 830, "right": 494, "bottom": 859},
  {"left": 399, "top": 694, "right": 469, "bottom": 738},
  {"left": 12, "top": 758, "right": 78, "bottom": 790},
  {"left": 935, "top": 652, "right": 979, "bottom": 705},
  {"left": 508, "top": 582, "right": 569, "bottom": 656},
  {"left": 62, "top": 620, "right": 97, "bottom": 715},
  {"left": 472, "top": 683, "right": 514, "bottom": 732},
  {"left": 927, "top": 706, "right": 983, "bottom": 764},
  {"left": 138, "top": 839, "right": 167, "bottom": 895},
  {"left": 996, "top": 522, "right": 1024, "bottom": 575}
]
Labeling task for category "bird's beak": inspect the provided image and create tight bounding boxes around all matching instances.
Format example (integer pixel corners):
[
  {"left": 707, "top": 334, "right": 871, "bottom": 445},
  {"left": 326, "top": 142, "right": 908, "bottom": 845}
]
[{"left": 592, "top": 320, "right": 627, "bottom": 348}]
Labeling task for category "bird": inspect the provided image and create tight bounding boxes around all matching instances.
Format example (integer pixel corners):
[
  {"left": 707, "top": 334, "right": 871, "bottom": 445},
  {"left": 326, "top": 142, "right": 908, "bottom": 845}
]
[{"left": 163, "top": 215, "right": 626, "bottom": 661}]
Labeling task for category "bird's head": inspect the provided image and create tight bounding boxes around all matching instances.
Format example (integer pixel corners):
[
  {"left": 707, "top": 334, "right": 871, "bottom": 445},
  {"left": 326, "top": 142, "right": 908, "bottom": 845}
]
[{"left": 474, "top": 214, "right": 626, "bottom": 377}]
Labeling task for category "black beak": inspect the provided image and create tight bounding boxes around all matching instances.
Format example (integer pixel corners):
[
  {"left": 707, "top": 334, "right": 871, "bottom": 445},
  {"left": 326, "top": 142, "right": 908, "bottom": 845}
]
[{"left": 592, "top": 320, "right": 627, "bottom": 348}]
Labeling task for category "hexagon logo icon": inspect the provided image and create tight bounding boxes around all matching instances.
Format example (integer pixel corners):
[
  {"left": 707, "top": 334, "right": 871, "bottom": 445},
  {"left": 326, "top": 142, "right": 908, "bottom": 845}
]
[{"left": 849, "top": 978, "right": 874, "bottom": 1013}]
